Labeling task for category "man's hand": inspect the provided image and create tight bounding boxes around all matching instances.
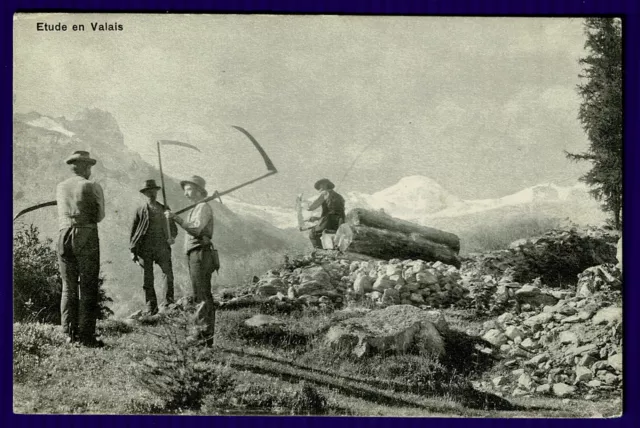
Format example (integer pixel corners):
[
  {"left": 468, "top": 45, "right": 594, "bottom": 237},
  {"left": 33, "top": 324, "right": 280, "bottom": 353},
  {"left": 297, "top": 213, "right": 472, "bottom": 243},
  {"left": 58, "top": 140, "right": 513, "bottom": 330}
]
[
  {"left": 167, "top": 238, "right": 175, "bottom": 246},
  {"left": 131, "top": 252, "right": 141, "bottom": 267},
  {"left": 164, "top": 210, "right": 176, "bottom": 221},
  {"left": 308, "top": 216, "right": 319, "bottom": 222}
]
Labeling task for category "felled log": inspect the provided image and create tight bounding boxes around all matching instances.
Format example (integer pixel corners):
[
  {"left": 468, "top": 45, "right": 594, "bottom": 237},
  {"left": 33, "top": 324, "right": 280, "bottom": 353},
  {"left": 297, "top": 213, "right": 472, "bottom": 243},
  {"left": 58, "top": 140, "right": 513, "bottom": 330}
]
[
  {"left": 347, "top": 208, "right": 460, "bottom": 252},
  {"left": 347, "top": 224, "right": 461, "bottom": 269}
]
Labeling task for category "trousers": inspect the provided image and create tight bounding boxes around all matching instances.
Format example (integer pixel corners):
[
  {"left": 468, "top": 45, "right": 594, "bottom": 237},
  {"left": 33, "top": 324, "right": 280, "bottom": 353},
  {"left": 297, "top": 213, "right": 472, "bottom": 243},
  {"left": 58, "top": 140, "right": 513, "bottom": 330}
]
[
  {"left": 138, "top": 246, "right": 174, "bottom": 312},
  {"left": 57, "top": 227, "right": 100, "bottom": 341},
  {"left": 187, "top": 246, "right": 216, "bottom": 337}
]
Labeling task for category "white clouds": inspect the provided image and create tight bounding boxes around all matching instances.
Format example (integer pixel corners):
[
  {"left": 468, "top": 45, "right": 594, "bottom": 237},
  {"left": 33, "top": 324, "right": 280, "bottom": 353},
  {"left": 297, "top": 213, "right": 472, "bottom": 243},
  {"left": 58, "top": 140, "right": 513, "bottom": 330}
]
[{"left": 14, "top": 15, "right": 594, "bottom": 202}]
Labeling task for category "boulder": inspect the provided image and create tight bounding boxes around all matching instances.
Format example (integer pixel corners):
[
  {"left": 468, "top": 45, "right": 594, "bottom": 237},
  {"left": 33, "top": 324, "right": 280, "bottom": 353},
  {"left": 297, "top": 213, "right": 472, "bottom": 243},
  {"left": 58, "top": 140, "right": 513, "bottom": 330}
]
[
  {"left": 523, "top": 312, "right": 554, "bottom": 327},
  {"left": 536, "top": 384, "right": 551, "bottom": 394},
  {"left": 592, "top": 306, "right": 622, "bottom": 326},
  {"left": 608, "top": 353, "right": 623, "bottom": 372},
  {"left": 353, "top": 274, "right": 373, "bottom": 294},
  {"left": 498, "top": 312, "right": 515, "bottom": 325},
  {"left": 294, "top": 280, "right": 332, "bottom": 296},
  {"left": 416, "top": 271, "right": 438, "bottom": 285},
  {"left": 552, "top": 383, "right": 576, "bottom": 397},
  {"left": 518, "top": 373, "right": 536, "bottom": 390},
  {"left": 372, "top": 275, "right": 395, "bottom": 291},
  {"left": 325, "top": 305, "right": 445, "bottom": 358},
  {"left": 505, "top": 326, "right": 525, "bottom": 341},
  {"left": 574, "top": 366, "right": 593, "bottom": 384},
  {"left": 483, "top": 329, "right": 508, "bottom": 347},
  {"left": 299, "top": 267, "right": 331, "bottom": 286},
  {"left": 559, "top": 331, "right": 580, "bottom": 345}
]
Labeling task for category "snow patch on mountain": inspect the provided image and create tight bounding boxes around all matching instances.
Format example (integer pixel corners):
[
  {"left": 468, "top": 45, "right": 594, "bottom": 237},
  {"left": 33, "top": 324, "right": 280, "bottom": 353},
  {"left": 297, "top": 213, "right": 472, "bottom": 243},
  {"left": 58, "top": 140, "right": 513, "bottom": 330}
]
[
  {"left": 25, "top": 115, "right": 75, "bottom": 138},
  {"left": 224, "top": 176, "right": 605, "bottom": 230}
]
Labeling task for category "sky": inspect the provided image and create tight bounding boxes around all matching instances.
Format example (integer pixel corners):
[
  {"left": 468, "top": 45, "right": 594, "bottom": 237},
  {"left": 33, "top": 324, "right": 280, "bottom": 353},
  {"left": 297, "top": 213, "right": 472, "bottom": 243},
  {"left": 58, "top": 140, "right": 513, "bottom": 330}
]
[{"left": 14, "top": 14, "right": 594, "bottom": 207}]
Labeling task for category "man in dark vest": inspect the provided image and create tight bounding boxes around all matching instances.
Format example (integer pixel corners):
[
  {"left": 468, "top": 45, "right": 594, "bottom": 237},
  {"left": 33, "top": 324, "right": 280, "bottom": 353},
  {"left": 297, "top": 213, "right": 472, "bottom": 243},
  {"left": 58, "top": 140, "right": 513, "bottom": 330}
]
[
  {"left": 56, "top": 150, "right": 105, "bottom": 347},
  {"left": 307, "top": 178, "right": 346, "bottom": 249},
  {"left": 129, "top": 179, "right": 178, "bottom": 315},
  {"left": 164, "top": 175, "right": 216, "bottom": 346}
]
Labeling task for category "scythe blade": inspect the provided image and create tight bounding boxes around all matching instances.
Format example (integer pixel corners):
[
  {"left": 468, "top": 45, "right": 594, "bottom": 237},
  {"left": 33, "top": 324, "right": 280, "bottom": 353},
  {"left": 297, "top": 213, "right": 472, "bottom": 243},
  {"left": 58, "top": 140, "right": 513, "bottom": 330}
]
[{"left": 13, "top": 200, "right": 57, "bottom": 222}]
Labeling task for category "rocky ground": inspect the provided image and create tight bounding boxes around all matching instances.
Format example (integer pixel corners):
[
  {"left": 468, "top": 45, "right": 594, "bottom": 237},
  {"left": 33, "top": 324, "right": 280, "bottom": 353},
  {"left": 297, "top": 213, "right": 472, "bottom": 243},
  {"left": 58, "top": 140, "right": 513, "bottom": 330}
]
[{"left": 202, "top": 226, "right": 622, "bottom": 404}]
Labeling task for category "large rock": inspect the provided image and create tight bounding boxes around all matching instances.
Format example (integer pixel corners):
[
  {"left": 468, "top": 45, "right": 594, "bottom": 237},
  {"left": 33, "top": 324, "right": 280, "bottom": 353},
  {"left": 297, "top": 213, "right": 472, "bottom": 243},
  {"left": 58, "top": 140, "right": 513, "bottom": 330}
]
[
  {"left": 515, "top": 285, "right": 558, "bottom": 307},
  {"left": 608, "top": 353, "right": 623, "bottom": 372},
  {"left": 552, "top": 383, "right": 575, "bottom": 397},
  {"left": 592, "top": 306, "right": 622, "bottom": 326},
  {"left": 372, "top": 275, "right": 395, "bottom": 291},
  {"left": 353, "top": 274, "right": 373, "bottom": 294},
  {"left": 523, "top": 312, "right": 554, "bottom": 327},
  {"left": 299, "top": 267, "right": 332, "bottom": 286},
  {"left": 325, "top": 305, "right": 446, "bottom": 358},
  {"left": 294, "top": 280, "right": 332, "bottom": 296},
  {"left": 483, "top": 329, "right": 508, "bottom": 347}
]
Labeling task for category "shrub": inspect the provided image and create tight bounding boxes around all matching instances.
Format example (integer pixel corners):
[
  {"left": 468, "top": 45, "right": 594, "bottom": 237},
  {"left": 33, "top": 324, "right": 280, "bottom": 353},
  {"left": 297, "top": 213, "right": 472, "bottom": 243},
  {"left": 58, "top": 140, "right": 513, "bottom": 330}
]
[
  {"left": 13, "top": 224, "right": 113, "bottom": 323},
  {"left": 132, "top": 314, "right": 235, "bottom": 413}
]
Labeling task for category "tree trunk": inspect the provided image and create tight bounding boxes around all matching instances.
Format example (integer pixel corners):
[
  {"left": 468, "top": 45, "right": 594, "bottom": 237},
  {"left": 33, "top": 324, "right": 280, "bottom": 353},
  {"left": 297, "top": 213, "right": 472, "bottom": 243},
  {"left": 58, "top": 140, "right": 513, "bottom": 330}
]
[
  {"left": 348, "top": 225, "right": 461, "bottom": 268},
  {"left": 346, "top": 208, "right": 460, "bottom": 252}
]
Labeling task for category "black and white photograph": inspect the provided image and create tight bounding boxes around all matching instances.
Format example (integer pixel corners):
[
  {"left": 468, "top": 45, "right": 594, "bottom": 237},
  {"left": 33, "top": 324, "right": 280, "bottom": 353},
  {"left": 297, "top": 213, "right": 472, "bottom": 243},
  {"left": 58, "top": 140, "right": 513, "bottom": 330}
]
[{"left": 12, "top": 14, "right": 623, "bottom": 416}]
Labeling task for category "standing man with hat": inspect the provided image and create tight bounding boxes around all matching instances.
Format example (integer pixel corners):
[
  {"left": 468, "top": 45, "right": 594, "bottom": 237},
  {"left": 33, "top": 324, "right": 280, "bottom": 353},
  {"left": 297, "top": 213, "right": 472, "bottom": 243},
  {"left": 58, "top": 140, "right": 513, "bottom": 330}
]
[
  {"left": 129, "top": 179, "right": 178, "bottom": 315},
  {"left": 56, "top": 150, "right": 105, "bottom": 347},
  {"left": 164, "top": 175, "right": 216, "bottom": 345},
  {"left": 307, "top": 178, "right": 346, "bottom": 249}
]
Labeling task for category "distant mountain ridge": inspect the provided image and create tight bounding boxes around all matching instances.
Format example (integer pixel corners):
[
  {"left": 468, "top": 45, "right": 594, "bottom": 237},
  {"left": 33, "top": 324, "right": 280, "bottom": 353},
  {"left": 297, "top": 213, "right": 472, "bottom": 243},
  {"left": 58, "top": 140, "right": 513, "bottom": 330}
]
[{"left": 224, "top": 175, "right": 606, "bottom": 231}]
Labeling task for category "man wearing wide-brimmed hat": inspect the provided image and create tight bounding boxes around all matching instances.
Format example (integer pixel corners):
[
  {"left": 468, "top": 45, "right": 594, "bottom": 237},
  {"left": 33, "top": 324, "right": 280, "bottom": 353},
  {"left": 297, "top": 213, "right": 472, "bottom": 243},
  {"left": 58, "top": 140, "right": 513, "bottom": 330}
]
[
  {"left": 307, "top": 178, "right": 346, "bottom": 249},
  {"left": 129, "top": 179, "right": 178, "bottom": 315},
  {"left": 56, "top": 151, "right": 105, "bottom": 347},
  {"left": 165, "top": 175, "right": 216, "bottom": 345}
]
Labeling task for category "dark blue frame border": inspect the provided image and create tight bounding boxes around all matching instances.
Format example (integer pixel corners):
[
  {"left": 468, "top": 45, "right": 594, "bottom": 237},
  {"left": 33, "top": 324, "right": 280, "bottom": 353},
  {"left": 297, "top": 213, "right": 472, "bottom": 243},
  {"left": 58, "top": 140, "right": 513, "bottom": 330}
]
[{"left": 2, "top": 1, "right": 638, "bottom": 428}]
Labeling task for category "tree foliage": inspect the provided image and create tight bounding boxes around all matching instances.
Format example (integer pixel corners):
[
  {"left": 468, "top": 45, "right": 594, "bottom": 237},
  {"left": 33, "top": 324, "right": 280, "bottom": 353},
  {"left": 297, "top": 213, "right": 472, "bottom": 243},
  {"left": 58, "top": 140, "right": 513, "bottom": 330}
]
[
  {"left": 567, "top": 18, "right": 623, "bottom": 229},
  {"left": 13, "top": 223, "right": 113, "bottom": 323}
]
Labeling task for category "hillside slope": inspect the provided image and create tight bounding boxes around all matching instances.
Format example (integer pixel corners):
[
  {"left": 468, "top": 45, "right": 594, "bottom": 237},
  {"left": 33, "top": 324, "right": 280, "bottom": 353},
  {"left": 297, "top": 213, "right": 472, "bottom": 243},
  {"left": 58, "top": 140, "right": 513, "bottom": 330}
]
[{"left": 13, "top": 110, "right": 309, "bottom": 317}]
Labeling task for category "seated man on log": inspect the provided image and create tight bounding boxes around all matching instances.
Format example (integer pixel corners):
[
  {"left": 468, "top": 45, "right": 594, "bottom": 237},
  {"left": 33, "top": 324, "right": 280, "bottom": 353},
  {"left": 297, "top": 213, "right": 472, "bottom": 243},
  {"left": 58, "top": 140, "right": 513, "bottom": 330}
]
[{"left": 307, "top": 178, "right": 346, "bottom": 249}]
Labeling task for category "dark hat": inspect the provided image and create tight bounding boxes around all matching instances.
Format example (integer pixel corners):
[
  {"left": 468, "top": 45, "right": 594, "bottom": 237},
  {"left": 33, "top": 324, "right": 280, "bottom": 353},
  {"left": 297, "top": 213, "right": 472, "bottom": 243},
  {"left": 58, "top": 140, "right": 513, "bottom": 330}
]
[
  {"left": 314, "top": 178, "right": 335, "bottom": 190},
  {"left": 140, "top": 179, "right": 161, "bottom": 194},
  {"left": 180, "top": 175, "right": 208, "bottom": 197},
  {"left": 65, "top": 150, "right": 97, "bottom": 165}
]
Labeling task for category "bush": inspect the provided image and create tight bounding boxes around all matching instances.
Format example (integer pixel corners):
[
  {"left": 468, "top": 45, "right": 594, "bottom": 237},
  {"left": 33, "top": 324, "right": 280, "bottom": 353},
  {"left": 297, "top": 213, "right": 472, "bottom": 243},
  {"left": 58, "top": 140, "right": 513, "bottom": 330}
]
[
  {"left": 132, "top": 315, "right": 235, "bottom": 413},
  {"left": 13, "top": 224, "right": 113, "bottom": 323}
]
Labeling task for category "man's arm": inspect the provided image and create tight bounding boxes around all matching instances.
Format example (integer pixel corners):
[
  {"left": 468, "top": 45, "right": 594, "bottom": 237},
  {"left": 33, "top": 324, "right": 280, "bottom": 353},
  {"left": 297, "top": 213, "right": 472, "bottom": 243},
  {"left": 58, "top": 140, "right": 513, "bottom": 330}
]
[
  {"left": 173, "top": 203, "right": 213, "bottom": 238},
  {"left": 308, "top": 191, "right": 327, "bottom": 211},
  {"left": 93, "top": 182, "right": 105, "bottom": 223}
]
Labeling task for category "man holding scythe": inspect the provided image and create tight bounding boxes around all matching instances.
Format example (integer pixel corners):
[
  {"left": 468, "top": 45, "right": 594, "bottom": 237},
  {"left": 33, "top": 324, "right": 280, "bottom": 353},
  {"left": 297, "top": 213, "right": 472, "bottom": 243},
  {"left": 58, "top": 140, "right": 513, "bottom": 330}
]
[
  {"left": 129, "top": 179, "right": 178, "bottom": 315},
  {"left": 165, "top": 175, "right": 217, "bottom": 346}
]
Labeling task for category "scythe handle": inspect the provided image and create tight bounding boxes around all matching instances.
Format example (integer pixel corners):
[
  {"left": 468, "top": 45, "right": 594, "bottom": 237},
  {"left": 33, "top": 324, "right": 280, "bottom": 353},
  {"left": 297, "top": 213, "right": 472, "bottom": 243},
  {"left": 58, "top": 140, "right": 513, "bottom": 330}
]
[
  {"left": 174, "top": 170, "right": 277, "bottom": 215},
  {"left": 157, "top": 141, "right": 173, "bottom": 240}
]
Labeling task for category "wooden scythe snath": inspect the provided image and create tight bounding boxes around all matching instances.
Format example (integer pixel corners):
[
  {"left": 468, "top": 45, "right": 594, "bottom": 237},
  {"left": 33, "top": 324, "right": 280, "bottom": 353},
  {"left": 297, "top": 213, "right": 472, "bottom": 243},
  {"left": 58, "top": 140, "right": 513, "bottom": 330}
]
[{"left": 174, "top": 126, "right": 278, "bottom": 215}]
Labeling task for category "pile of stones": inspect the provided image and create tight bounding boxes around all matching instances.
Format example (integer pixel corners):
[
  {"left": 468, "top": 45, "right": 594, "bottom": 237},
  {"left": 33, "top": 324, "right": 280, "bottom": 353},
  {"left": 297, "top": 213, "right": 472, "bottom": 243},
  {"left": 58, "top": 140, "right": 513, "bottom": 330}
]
[{"left": 473, "top": 264, "right": 622, "bottom": 401}]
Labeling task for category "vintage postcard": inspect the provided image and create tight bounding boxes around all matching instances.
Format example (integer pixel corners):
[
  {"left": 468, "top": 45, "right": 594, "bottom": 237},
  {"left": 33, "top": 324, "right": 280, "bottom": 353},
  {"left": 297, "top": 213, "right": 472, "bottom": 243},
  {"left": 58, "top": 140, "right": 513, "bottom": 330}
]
[{"left": 12, "top": 13, "right": 622, "bottom": 416}]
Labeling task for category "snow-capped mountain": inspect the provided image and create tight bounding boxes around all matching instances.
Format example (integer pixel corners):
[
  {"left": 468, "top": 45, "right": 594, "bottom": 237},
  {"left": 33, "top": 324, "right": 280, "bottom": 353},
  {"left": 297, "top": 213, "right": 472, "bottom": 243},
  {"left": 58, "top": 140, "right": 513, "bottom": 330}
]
[{"left": 225, "top": 176, "right": 607, "bottom": 230}]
